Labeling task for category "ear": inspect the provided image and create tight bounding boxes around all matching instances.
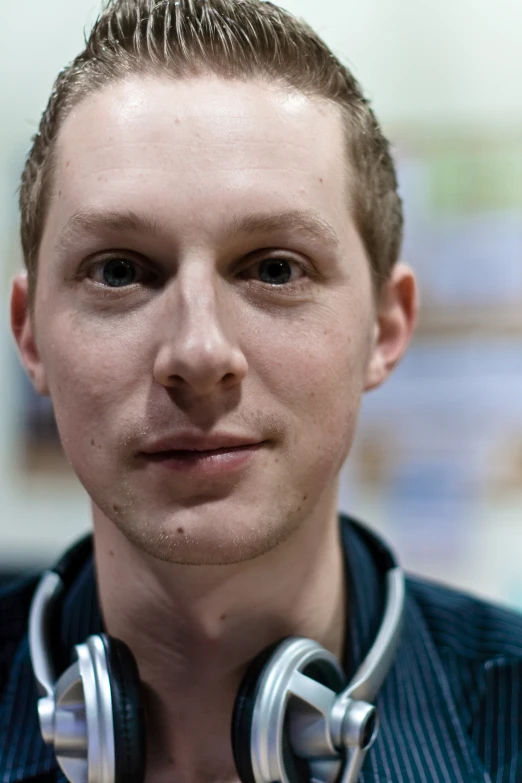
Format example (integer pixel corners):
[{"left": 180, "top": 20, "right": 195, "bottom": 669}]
[
  {"left": 11, "top": 273, "right": 50, "bottom": 396},
  {"left": 364, "top": 262, "right": 418, "bottom": 392}
]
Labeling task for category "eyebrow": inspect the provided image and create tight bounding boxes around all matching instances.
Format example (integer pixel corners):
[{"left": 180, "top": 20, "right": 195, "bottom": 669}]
[
  {"left": 55, "top": 208, "right": 162, "bottom": 253},
  {"left": 55, "top": 206, "right": 340, "bottom": 251},
  {"left": 229, "top": 211, "right": 340, "bottom": 248}
]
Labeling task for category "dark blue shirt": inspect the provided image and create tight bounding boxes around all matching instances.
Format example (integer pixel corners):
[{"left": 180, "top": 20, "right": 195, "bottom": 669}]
[{"left": 1, "top": 518, "right": 522, "bottom": 782}]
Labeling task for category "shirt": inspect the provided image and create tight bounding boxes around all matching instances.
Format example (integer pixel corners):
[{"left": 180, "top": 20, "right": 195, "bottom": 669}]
[{"left": 1, "top": 517, "right": 522, "bottom": 783}]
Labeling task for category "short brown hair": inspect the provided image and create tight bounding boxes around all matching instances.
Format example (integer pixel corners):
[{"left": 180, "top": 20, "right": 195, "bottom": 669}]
[{"left": 20, "top": 0, "right": 403, "bottom": 298}]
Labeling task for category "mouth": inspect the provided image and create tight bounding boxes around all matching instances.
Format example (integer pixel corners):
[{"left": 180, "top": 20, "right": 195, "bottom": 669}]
[
  {"left": 145, "top": 443, "right": 261, "bottom": 461},
  {"left": 138, "top": 440, "right": 266, "bottom": 475}
]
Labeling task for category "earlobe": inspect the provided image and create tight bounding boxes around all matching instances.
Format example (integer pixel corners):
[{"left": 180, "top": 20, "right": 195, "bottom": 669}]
[
  {"left": 364, "top": 263, "right": 418, "bottom": 393},
  {"left": 10, "top": 273, "right": 50, "bottom": 396}
]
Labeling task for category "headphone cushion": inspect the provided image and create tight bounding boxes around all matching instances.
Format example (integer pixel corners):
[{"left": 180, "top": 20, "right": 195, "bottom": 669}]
[{"left": 103, "top": 636, "right": 146, "bottom": 783}]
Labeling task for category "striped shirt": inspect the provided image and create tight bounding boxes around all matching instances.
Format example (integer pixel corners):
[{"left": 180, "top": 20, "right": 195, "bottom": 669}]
[{"left": 1, "top": 517, "right": 522, "bottom": 782}]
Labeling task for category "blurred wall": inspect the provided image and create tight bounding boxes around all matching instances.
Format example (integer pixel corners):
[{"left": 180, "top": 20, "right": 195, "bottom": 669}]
[{"left": 1, "top": 0, "right": 521, "bottom": 604}]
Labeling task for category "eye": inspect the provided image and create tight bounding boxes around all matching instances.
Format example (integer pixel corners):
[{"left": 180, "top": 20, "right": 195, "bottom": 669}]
[
  {"left": 88, "top": 257, "right": 152, "bottom": 288},
  {"left": 242, "top": 257, "right": 304, "bottom": 286}
]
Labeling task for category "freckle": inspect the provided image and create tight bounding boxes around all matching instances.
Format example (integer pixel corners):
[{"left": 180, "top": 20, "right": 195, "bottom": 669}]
[
  {"left": 109, "top": 549, "right": 114, "bottom": 557},
  {"left": 177, "top": 527, "right": 184, "bottom": 534},
  {"left": 91, "top": 439, "right": 95, "bottom": 446},
  {"left": 303, "top": 495, "right": 308, "bottom": 501},
  {"left": 319, "top": 177, "right": 324, "bottom": 184},
  {"left": 220, "top": 613, "right": 227, "bottom": 621},
  {"left": 113, "top": 503, "right": 121, "bottom": 513},
  {"left": 65, "top": 160, "right": 70, "bottom": 168}
]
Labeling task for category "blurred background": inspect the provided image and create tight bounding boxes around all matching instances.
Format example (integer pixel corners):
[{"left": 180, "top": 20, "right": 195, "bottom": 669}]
[{"left": 1, "top": 0, "right": 521, "bottom": 605}]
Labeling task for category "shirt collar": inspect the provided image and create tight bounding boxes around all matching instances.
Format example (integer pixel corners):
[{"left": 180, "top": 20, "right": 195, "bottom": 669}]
[
  {"left": 0, "top": 518, "right": 487, "bottom": 783},
  {"left": 340, "top": 518, "right": 388, "bottom": 678},
  {"left": 342, "top": 520, "right": 489, "bottom": 782}
]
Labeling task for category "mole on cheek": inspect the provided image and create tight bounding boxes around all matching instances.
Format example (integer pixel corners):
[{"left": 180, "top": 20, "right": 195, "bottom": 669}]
[{"left": 177, "top": 527, "right": 184, "bottom": 534}]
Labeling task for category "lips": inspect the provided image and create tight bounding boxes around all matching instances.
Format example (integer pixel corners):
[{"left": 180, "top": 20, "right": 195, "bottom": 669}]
[
  {"left": 137, "top": 433, "right": 265, "bottom": 475},
  {"left": 139, "top": 433, "right": 264, "bottom": 456},
  {"left": 144, "top": 443, "right": 259, "bottom": 461}
]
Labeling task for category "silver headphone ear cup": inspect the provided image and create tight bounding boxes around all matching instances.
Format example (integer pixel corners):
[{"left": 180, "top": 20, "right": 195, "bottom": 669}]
[
  {"left": 46, "top": 635, "right": 115, "bottom": 783},
  {"left": 232, "top": 638, "right": 345, "bottom": 783},
  {"left": 37, "top": 632, "right": 145, "bottom": 783}
]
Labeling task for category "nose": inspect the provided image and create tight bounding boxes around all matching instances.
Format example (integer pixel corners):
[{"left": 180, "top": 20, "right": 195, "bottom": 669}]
[{"left": 152, "top": 272, "right": 248, "bottom": 398}]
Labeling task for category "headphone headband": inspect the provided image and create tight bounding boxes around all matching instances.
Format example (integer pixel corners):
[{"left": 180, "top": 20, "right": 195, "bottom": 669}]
[{"left": 29, "top": 534, "right": 93, "bottom": 698}]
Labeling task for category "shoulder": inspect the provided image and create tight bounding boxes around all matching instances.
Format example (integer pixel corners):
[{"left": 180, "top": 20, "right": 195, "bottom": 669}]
[
  {"left": 0, "top": 573, "right": 40, "bottom": 696},
  {"left": 406, "top": 573, "right": 522, "bottom": 661},
  {"left": 406, "top": 574, "right": 522, "bottom": 780}
]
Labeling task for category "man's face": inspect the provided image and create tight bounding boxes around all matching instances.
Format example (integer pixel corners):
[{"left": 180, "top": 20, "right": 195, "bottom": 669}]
[{"left": 17, "top": 76, "right": 384, "bottom": 564}]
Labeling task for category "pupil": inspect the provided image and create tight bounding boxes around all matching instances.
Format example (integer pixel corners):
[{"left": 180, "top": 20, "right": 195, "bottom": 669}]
[
  {"left": 103, "top": 260, "right": 136, "bottom": 287},
  {"left": 259, "top": 259, "right": 291, "bottom": 285}
]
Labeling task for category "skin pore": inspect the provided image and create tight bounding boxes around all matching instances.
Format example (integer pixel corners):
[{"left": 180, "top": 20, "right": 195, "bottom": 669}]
[{"left": 11, "top": 75, "right": 416, "bottom": 783}]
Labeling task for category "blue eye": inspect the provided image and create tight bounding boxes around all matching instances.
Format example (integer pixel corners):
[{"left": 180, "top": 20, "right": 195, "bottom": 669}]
[
  {"left": 258, "top": 259, "right": 292, "bottom": 285},
  {"left": 100, "top": 259, "right": 138, "bottom": 287},
  {"left": 240, "top": 257, "right": 305, "bottom": 287}
]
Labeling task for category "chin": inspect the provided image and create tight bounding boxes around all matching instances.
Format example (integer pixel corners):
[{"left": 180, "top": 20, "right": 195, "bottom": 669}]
[{"left": 107, "top": 503, "right": 302, "bottom": 566}]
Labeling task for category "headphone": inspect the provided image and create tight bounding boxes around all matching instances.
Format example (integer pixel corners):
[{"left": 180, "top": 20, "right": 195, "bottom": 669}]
[{"left": 29, "top": 533, "right": 405, "bottom": 783}]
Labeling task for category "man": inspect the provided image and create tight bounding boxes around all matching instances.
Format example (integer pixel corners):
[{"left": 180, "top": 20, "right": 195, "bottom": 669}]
[{"left": 2, "top": 1, "right": 521, "bottom": 781}]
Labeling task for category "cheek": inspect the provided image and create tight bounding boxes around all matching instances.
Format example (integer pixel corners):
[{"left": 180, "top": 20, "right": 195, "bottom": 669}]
[
  {"left": 249, "top": 305, "right": 372, "bottom": 454},
  {"left": 37, "top": 310, "right": 146, "bottom": 455}
]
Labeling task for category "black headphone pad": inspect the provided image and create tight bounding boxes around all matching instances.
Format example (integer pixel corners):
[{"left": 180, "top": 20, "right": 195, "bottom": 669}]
[{"left": 102, "top": 635, "right": 146, "bottom": 783}]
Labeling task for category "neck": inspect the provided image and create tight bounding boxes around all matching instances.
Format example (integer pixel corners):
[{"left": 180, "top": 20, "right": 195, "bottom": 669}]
[{"left": 93, "top": 502, "right": 346, "bottom": 783}]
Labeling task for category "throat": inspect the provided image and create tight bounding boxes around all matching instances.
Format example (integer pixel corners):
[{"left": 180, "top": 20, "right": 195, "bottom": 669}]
[{"left": 144, "top": 686, "right": 241, "bottom": 783}]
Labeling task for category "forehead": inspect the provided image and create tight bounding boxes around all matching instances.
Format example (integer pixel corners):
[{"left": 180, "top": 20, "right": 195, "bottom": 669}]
[{"left": 44, "top": 75, "right": 352, "bottom": 246}]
